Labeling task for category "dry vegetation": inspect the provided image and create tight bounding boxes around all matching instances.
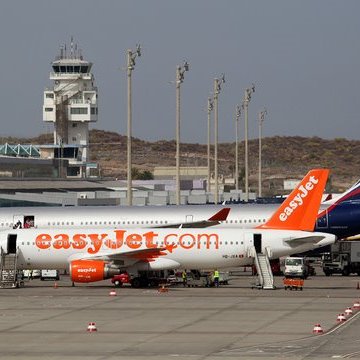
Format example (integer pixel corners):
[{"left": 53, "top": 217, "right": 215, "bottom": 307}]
[{"left": 2, "top": 130, "right": 359, "bottom": 194}]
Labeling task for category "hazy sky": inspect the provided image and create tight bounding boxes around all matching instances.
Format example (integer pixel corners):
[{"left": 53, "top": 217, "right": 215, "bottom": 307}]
[{"left": 0, "top": 1, "right": 359, "bottom": 143}]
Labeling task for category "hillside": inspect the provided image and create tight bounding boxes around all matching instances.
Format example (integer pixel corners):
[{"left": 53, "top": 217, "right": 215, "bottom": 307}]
[{"left": 1, "top": 130, "right": 359, "bottom": 194}]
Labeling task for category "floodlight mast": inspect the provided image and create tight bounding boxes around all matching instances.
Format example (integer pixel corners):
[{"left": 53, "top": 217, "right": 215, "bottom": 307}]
[
  {"left": 235, "top": 105, "right": 241, "bottom": 191},
  {"left": 126, "top": 45, "right": 141, "bottom": 206},
  {"left": 213, "top": 74, "right": 225, "bottom": 204},
  {"left": 243, "top": 84, "right": 255, "bottom": 202},
  {"left": 207, "top": 97, "right": 213, "bottom": 193},
  {"left": 175, "top": 61, "right": 189, "bottom": 205},
  {"left": 258, "top": 108, "right": 267, "bottom": 198}
]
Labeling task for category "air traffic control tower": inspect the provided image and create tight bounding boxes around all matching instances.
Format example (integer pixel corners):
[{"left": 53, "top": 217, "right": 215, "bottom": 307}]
[{"left": 43, "top": 39, "right": 98, "bottom": 177}]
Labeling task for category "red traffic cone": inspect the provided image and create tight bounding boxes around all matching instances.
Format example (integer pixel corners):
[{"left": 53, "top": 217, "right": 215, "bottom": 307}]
[
  {"left": 158, "top": 284, "right": 169, "bottom": 293},
  {"left": 312, "top": 324, "right": 323, "bottom": 334},
  {"left": 336, "top": 313, "right": 346, "bottom": 322},
  {"left": 87, "top": 322, "right": 97, "bottom": 332},
  {"left": 345, "top": 307, "right": 353, "bottom": 316},
  {"left": 353, "top": 301, "right": 360, "bottom": 310},
  {"left": 109, "top": 290, "right": 117, "bottom": 296}
]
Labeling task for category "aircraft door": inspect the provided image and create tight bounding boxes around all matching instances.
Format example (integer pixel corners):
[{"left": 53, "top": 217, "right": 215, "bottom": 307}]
[
  {"left": 7, "top": 234, "right": 17, "bottom": 254},
  {"left": 13, "top": 215, "right": 23, "bottom": 228},
  {"left": 185, "top": 215, "right": 193, "bottom": 223},
  {"left": 254, "top": 234, "right": 262, "bottom": 254}
]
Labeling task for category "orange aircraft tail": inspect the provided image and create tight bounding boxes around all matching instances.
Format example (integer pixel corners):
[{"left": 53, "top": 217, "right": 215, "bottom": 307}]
[{"left": 258, "top": 169, "right": 329, "bottom": 231}]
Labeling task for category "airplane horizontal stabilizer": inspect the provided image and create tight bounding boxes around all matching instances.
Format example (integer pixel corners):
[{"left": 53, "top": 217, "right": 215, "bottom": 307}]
[{"left": 284, "top": 235, "right": 327, "bottom": 248}]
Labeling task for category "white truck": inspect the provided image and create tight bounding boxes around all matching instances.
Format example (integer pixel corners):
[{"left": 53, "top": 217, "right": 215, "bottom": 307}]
[
  {"left": 284, "top": 257, "right": 308, "bottom": 279},
  {"left": 322, "top": 241, "right": 360, "bottom": 276}
]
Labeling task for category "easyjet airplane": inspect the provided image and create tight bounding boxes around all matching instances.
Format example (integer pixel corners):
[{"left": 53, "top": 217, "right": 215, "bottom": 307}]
[
  {"left": 0, "top": 175, "right": 360, "bottom": 239},
  {"left": 0, "top": 169, "right": 335, "bottom": 285}
]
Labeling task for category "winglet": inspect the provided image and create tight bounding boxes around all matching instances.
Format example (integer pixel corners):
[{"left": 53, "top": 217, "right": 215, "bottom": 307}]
[
  {"left": 208, "top": 208, "right": 231, "bottom": 222},
  {"left": 258, "top": 169, "right": 329, "bottom": 231}
]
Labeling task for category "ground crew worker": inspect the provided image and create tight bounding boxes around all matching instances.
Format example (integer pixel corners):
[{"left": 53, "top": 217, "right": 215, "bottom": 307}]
[
  {"left": 182, "top": 270, "right": 187, "bottom": 287},
  {"left": 213, "top": 269, "right": 220, "bottom": 287}
]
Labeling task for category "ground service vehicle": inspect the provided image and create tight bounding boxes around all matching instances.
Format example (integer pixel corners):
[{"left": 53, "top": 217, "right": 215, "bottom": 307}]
[
  {"left": 322, "top": 241, "right": 360, "bottom": 276},
  {"left": 111, "top": 273, "right": 130, "bottom": 287},
  {"left": 283, "top": 277, "right": 304, "bottom": 290},
  {"left": 40, "top": 269, "right": 59, "bottom": 281},
  {"left": 284, "top": 257, "right": 308, "bottom": 279}
]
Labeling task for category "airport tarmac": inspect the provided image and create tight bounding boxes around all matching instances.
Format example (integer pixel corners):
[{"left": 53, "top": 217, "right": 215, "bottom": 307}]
[{"left": 0, "top": 270, "right": 360, "bottom": 359}]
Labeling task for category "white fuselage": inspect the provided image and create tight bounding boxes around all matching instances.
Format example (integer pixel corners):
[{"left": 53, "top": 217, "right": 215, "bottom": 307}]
[
  {"left": 0, "top": 204, "right": 289, "bottom": 230},
  {"left": 0, "top": 227, "right": 335, "bottom": 271}
]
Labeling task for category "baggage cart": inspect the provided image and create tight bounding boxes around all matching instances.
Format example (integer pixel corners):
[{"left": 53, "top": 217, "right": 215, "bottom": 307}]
[{"left": 283, "top": 277, "right": 304, "bottom": 290}]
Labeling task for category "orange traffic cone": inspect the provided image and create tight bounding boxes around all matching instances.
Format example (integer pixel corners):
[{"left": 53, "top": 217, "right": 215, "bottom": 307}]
[
  {"left": 54, "top": 282, "right": 58, "bottom": 289},
  {"left": 312, "top": 324, "right": 323, "bottom": 334},
  {"left": 336, "top": 313, "right": 346, "bottom": 322},
  {"left": 109, "top": 290, "right": 117, "bottom": 296},
  {"left": 87, "top": 322, "right": 97, "bottom": 332},
  {"left": 345, "top": 307, "right": 353, "bottom": 316},
  {"left": 158, "top": 284, "right": 168, "bottom": 293}
]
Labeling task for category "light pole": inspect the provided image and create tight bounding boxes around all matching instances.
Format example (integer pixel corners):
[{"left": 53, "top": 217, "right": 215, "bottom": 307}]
[
  {"left": 126, "top": 45, "right": 141, "bottom": 206},
  {"left": 258, "top": 109, "right": 267, "bottom": 198},
  {"left": 175, "top": 61, "right": 189, "bottom": 205},
  {"left": 243, "top": 84, "right": 255, "bottom": 202},
  {"left": 207, "top": 97, "right": 213, "bottom": 193},
  {"left": 235, "top": 104, "right": 241, "bottom": 191},
  {"left": 213, "top": 74, "right": 225, "bottom": 204}
]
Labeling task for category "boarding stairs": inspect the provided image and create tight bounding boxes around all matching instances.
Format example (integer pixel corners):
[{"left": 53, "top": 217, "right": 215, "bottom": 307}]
[
  {"left": 250, "top": 246, "right": 275, "bottom": 289},
  {"left": 0, "top": 247, "right": 21, "bottom": 288}
]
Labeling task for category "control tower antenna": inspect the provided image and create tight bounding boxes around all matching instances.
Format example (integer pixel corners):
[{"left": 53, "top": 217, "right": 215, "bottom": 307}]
[{"left": 70, "top": 36, "right": 74, "bottom": 58}]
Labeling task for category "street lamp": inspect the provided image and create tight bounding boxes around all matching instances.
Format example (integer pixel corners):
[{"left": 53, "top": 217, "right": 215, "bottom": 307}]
[
  {"left": 207, "top": 97, "right": 213, "bottom": 193},
  {"left": 258, "top": 109, "right": 267, "bottom": 198},
  {"left": 243, "top": 84, "right": 255, "bottom": 202},
  {"left": 126, "top": 45, "right": 141, "bottom": 206},
  {"left": 213, "top": 74, "right": 225, "bottom": 204},
  {"left": 235, "top": 104, "right": 241, "bottom": 191},
  {"left": 175, "top": 61, "right": 189, "bottom": 205}
]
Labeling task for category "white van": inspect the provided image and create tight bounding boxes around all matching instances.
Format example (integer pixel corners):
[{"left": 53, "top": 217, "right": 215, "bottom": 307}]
[
  {"left": 40, "top": 270, "right": 60, "bottom": 281},
  {"left": 284, "top": 257, "right": 308, "bottom": 279}
]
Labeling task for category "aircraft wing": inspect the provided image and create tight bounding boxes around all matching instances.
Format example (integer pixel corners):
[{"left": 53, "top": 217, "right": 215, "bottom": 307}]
[
  {"left": 284, "top": 235, "right": 328, "bottom": 248},
  {"left": 154, "top": 207, "right": 231, "bottom": 228},
  {"left": 67, "top": 247, "right": 169, "bottom": 264}
]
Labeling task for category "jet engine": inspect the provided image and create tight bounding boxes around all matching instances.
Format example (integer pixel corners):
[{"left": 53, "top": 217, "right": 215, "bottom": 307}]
[{"left": 70, "top": 260, "right": 121, "bottom": 283}]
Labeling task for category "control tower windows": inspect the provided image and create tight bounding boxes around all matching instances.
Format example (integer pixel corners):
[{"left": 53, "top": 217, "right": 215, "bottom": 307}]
[
  {"left": 71, "top": 108, "right": 88, "bottom": 115},
  {"left": 52, "top": 64, "right": 90, "bottom": 74}
]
